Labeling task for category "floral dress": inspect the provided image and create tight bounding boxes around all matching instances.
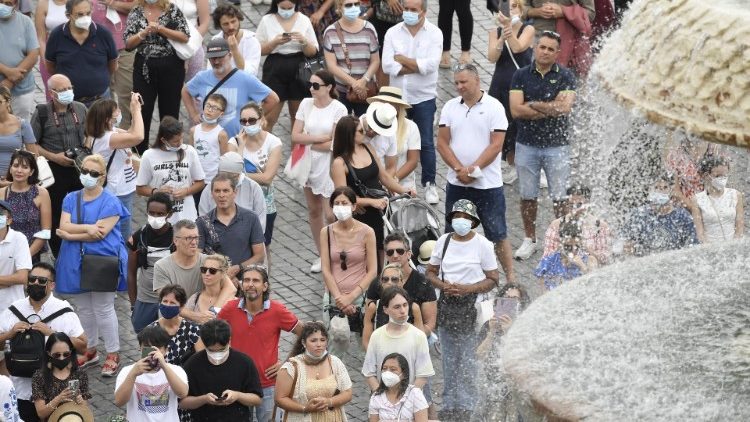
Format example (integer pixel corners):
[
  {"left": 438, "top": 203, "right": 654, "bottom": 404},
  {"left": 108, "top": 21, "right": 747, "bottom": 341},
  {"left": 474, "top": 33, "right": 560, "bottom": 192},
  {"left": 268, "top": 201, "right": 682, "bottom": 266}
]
[
  {"left": 148, "top": 318, "right": 200, "bottom": 365},
  {"left": 123, "top": 4, "right": 189, "bottom": 82}
]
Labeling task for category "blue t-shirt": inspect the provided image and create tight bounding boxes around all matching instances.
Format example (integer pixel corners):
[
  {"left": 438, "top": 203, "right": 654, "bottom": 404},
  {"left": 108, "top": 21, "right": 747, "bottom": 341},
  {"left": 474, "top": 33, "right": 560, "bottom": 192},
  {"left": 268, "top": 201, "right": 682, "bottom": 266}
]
[
  {"left": 534, "top": 251, "right": 587, "bottom": 291},
  {"left": 45, "top": 23, "right": 119, "bottom": 98},
  {"left": 623, "top": 205, "right": 698, "bottom": 256},
  {"left": 186, "top": 69, "right": 272, "bottom": 137},
  {"left": 0, "top": 12, "right": 39, "bottom": 96},
  {"left": 0, "top": 118, "right": 36, "bottom": 174},
  {"left": 510, "top": 62, "right": 576, "bottom": 148}
]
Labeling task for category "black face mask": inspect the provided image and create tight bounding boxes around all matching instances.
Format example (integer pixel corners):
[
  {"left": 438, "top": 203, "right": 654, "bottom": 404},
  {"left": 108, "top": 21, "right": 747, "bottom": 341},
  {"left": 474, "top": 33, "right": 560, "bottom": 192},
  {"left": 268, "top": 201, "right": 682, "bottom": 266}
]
[
  {"left": 50, "top": 355, "right": 71, "bottom": 370},
  {"left": 27, "top": 284, "right": 48, "bottom": 302}
]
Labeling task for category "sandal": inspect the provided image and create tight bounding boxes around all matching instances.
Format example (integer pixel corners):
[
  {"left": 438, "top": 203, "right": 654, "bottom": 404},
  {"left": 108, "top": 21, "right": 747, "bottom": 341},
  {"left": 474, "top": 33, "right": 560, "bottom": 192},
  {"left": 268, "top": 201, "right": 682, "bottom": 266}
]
[
  {"left": 459, "top": 51, "right": 472, "bottom": 65},
  {"left": 439, "top": 52, "right": 452, "bottom": 69},
  {"left": 101, "top": 353, "right": 120, "bottom": 378},
  {"left": 77, "top": 349, "right": 99, "bottom": 370}
]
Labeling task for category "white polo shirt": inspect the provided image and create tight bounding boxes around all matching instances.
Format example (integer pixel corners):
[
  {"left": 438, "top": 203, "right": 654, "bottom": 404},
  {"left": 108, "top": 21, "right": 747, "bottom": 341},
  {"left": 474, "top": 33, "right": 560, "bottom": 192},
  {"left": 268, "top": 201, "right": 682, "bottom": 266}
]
[
  {"left": 0, "top": 228, "right": 33, "bottom": 311},
  {"left": 0, "top": 295, "right": 85, "bottom": 400},
  {"left": 438, "top": 93, "right": 508, "bottom": 190}
]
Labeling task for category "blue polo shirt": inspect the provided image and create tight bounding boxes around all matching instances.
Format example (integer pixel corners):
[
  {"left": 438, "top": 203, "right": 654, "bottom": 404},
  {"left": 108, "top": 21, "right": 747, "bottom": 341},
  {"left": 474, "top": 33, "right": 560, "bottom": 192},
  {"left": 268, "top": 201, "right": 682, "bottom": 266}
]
[
  {"left": 510, "top": 62, "right": 576, "bottom": 148},
  {"left": 45, "top": 23, "right": 118, "bottom": 99},
  {"left": 196, "top": 204, "right": 265, "bottom": 268}
]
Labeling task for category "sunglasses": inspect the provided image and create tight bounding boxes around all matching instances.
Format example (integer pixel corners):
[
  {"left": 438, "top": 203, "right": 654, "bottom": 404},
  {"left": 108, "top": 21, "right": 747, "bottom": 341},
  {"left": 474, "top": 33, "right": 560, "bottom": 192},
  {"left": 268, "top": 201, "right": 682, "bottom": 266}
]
[
  {"left": 541, "top": 30, "right": 561, "bottom": 42},
  {"left": 339, "top": 251, "right": 348, "bottom": 271},
  {"left": 452, "top": 62, "right": 479, "bottom": 73},
  {"left": 80, "top": 168, "right": 103, "bottom": 178},
  {"left": 307, "top": 81, "right": 326, "bottom": 91},
  {"left": 239, "top": 117, "right": 259, "bottom": 125},
  {"left": 28, "top": 275, "right": 50, "bottom": 285},
  {"left": 380, "top": 276, "right": 401, "bottom": 283},
  {"left": 50, "top": 351, "right": 72, "bottom": 359},
  {"left": 200, "top": 266, "right": 221, "bottom": 275},
  {"left": 385, "top": 248, "right": 406, "bottom": 257}
]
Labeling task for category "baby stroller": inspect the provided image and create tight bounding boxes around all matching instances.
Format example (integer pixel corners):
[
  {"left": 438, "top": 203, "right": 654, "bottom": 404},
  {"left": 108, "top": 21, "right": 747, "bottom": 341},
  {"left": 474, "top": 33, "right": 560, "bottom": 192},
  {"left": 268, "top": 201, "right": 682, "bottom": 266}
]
[{"left": 384, "top": 196, "right": 442, "bottom": 267}]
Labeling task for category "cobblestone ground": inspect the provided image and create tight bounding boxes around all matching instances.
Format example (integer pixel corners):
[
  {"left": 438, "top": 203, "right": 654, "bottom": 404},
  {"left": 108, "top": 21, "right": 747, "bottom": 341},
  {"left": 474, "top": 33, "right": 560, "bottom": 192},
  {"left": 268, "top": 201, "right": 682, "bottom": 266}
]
[{"left": 27, "top": 1, "right": 750, "bottom": 420}]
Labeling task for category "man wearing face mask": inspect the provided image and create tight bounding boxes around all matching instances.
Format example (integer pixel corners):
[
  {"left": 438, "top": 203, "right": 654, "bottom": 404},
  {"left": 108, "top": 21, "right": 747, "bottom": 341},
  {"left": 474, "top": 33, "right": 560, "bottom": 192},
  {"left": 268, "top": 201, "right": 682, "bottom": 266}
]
[
  {"left": 362, "top": 287, "right": 434, "bottom": 393},
  {"left": 45, "top": 0, "right": 119, "bottom": 108},
  {"left": 218, "top": 265, "right": 303, "bottom": 422},
  {"left": 622, "top": 173, "right": 698, "bottom": 257},
  {"left": 181, "top": 319, "right": 263, "bottom": 421},
  {"left": 198, "top": 152, "right": 267, "bottom": 231},
  {"left": 0, "top": 262, "right": 87, "bottom": 422},
  {"left": 0, "top": 0, "right": 39, "bottom": 121},
  {"left": 381, "top": 0, "right": 443, "bottom": 204},
  {"left": 183, "top": 38, "right": 280, "bottom": 138}
]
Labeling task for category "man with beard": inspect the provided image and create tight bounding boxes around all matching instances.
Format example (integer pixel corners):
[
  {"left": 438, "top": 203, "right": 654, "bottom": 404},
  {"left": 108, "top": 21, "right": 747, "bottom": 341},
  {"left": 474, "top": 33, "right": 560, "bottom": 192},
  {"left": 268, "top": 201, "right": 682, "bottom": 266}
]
[
  {"left": 218, "top": 265, "right": 303, "bottom": 422},
  {"left": 0, "top": 262, "right": 87, "bottom": 421}
]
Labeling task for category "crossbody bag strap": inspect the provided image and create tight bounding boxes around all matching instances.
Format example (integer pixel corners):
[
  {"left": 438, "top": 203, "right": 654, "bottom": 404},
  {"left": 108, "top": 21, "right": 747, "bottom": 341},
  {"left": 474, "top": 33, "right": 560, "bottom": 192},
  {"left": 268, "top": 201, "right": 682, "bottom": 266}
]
[
  {"left": 77, "top": 191, "right": 84, "bottom": 256},
  {"left": 395, "top": 385, "right": 413, "bottom": 422},
  {"left": 41, "top": 307, "right": 74, "bottom": 324},
  {"left": 203, "top": 68, "right": 239, "bottom": 109},
  {"left": 334, "top": 22, "right": 352, "bottom": 71},
  {"left": 7, "top": 306, "right": 29, "bottom": 324},
  {"left": 439, "top": 234, "right": 451, "bottom": 285}
]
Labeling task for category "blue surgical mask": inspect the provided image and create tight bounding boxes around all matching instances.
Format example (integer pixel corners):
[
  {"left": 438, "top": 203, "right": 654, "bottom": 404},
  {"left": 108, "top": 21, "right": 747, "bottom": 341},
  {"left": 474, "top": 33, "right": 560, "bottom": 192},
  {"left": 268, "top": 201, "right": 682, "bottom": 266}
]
[
  {"left": 343, "top": 6, "right": 360, "bottom": 21},
  {"left": 0, "top": 4, "right": 13, "bottom": 18},
  {"left": 202, "top": 114, "right": 219, "bottom": 124},
  {"left": 144, "top": 0, "right": 158, "bottom": 4},
  {"left": 79, "top": 173, "right": 99, "bottom": 189},
  {"left": 56, "top": 89, "right": 75, "bottom": 105},
  {"left": 452, "top": 217, "right": 473, "bottom": 236},
  {"left": 402, "top": 11, "right": 420, "bottom": 26},
  {"left": 244, "top": 123, "right": 261, "bottom": 136},
  {"left": 278, "top": 7, "right": 295, "bottom": 19},
  {"left": 0, "top": 215, "right": 7, "bottom": 230},
  {"left": 648, "top": 192, "right": 670, "bottom": 206},
  {"left": 159, "top": 304, "right": 181, "bottom": 319}
]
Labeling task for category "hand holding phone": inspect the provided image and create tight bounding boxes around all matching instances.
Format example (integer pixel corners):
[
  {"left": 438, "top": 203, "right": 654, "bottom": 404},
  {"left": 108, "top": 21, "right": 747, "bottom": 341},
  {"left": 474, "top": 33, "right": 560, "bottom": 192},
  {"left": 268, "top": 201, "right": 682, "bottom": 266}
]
[
  {"left": 68, "top": 379, "right": 80, "bottom": 395},
  {"left": 494, "top": 297, "right": 519, "bottom": 319}
]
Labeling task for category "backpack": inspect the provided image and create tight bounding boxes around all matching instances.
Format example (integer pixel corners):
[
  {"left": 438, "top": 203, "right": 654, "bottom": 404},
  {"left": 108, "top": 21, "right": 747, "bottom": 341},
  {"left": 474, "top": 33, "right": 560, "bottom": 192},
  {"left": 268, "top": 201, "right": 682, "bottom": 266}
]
[{"left": 4, "top": 305, "right": 74, "bottom": 378}]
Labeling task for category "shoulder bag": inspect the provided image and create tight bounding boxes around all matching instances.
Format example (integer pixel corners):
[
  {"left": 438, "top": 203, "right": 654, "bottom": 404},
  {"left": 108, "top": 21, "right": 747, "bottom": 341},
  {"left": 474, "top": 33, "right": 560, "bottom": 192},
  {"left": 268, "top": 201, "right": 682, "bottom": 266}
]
[
  {"left": 435, "top": 234, "right": 479, "bottom": 331},
  {"left": 168, "top": 1, "right": 204, "bottom": 62},
  {"left": 77, "top": 192, "right": 120, "bottom": 292},
  {"left": 271, "top": 359, "right": 299, "bottom": 422},
  {"left": 344, "top": 147, "right": 388, "bottom": 199},
  {"left": 334, "top": 22, "right": 378, "bottom": 104}
]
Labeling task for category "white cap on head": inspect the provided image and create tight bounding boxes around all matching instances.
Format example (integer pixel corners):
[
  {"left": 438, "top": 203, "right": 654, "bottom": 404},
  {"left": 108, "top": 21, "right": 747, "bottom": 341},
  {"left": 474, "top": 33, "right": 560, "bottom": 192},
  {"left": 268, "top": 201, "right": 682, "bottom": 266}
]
[{"left": 218, "top": 152, "right": 244, "bottom": 174}]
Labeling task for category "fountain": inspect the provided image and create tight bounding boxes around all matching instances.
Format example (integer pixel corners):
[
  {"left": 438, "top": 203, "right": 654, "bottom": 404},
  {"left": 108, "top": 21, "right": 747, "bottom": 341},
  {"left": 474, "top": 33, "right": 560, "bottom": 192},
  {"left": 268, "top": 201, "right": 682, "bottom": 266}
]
[{"left": 499, "top": 0, "right": 750, "bottom": 420}]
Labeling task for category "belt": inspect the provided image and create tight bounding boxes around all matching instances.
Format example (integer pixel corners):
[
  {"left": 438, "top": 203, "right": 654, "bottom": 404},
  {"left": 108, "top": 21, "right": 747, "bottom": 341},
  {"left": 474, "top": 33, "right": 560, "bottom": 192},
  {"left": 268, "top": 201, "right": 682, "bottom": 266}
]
[{"left": 76, "top": 94, "right": 104, "bottom": 103}]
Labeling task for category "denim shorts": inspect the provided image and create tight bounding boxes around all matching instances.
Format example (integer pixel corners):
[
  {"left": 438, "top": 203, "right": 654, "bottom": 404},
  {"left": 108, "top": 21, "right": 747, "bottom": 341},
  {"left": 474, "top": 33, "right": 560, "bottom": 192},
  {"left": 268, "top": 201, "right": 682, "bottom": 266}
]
[
  {"left": 515, "top": 142, "right": 570, "bottom": 201},
  {"left": 445, "top": 184, "right": 508, "bottom": 242}
]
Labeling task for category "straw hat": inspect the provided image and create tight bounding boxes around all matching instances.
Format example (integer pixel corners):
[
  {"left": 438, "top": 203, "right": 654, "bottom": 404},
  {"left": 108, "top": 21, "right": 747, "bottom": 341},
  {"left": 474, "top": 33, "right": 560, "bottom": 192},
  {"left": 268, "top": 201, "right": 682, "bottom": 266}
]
[
  {"left": 48, "top": 402, "right": 94, "bottom": 422},
  {"left": 365, "top": 102, "right": 398, "bottom": 137},
  {"left": 418, "top": 240, "right": 437, "bottom": 265},
  {"left": 367, "top": 86, "right": 411, "bottom": 109}
]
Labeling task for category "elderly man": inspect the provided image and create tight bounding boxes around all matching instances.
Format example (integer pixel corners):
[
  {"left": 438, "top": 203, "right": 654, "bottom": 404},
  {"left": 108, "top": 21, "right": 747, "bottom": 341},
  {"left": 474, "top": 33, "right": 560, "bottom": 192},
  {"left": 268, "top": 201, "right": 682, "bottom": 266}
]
[
  {"left": 183, "top": 38, "right": 279, "bottom": 137},
  {"left": 381, "top": 0, "right": 442, "bottom": 204},
  {"left": 153, "top": 219, "right": 206, "bottom": 303},
  {"left": 0, "top": 0, "right": 40, "bottom": 121},
  {"left": 30, "top": 74, "right": 87, "bottom": 257}
]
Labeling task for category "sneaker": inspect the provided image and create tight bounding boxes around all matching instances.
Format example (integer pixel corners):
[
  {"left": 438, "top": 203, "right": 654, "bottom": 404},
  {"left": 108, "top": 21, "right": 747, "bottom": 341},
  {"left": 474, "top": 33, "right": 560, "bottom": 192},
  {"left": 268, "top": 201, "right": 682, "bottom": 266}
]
[
  {"left": 502, "top": 164, "right": 518, "bottom": 185},
  {"left": 77, "top": 349, "right": 99, "bottom": 370},
  {"left": 514, "top": 237, "right": 538, "bottom": 261},
  {"left": 425, "top": 183, "right": 439, "bottom": 205},
  {"left": 540, "top": 169, "right": 548, "bottom": 189},
  {"left": 310, "top": 258, "right": 321, "bottom": 273},
  {"left": 250, "top": 0, "right": 262, "bottom": 4},
  {"left": 101, "top": 353, "right": 120, "bottom": 378},
  {"left": 262, "top": 0, "right": 272, "bottom": 4}
]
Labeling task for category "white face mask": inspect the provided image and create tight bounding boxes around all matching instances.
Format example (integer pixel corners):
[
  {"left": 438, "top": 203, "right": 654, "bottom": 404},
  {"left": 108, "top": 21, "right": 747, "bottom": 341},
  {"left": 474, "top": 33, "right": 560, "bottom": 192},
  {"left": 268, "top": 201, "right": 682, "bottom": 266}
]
[
  {"left": 207, "top": 348, "right": 229, "bottom": 365},
  {"left": 711, "top": 176, "right": 728, "bottom": 190},
  {"left": 452, "top": 217, "right": 473, "bottom": 236},
  {"left": 332, "top": 205, "right": 353, "bottom": 221},
  {"left": 74, "top": 15, "right": 92, "bottom": 30},
  {"left": 648, "top": 191, "right": 670, "bottom": 206},
  {"left": 304, "top": 349, "right": 328, "bottom": 363},
  {"left": 388, "top": 315, "right": 408, "bottom": 326},
  {"left": 147, "top": 215, "right": 167, "bottom": 230},
  {"left": 381, "top": 371, "right": 401, "bottom": 388}
]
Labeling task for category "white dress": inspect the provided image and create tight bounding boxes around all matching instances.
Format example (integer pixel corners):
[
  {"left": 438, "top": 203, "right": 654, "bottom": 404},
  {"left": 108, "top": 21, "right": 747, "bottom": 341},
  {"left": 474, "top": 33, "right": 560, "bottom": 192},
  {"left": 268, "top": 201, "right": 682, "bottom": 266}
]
[{"left": 695, "top": 188, "right": 738, "bottom": 243}]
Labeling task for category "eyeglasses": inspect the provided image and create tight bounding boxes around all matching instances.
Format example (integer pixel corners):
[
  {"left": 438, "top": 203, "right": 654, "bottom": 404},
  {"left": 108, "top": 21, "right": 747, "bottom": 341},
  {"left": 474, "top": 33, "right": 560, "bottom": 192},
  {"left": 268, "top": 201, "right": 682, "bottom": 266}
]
[
  {"left": 239, "top": 117, "right": 259, "bottom": 125},
  {"left": 541, "top": 30, "right": 561, "bottom": 42},
  {"left": 28, "top": 275, "right": 50, "bottom": 285},
  {"left": 380, "top": 276, "right": 400, "bottom": 283},
  {"left": 339, "top": 251, "right": 348, "bottom": 271},
  {"left": 80, "top": 168, "right": 103, "bottom": 178},
  {"left": 307, "top": 81, "right": 326, "bottom": 91},
  {"left": 50, "top": 351, "right": 72, "bottom": 359},
  {"left": 385, "top": 248, "right": 406, "bottom": 257},
  {"left": 343, "top": 1, "right": 360, "bottom": 7},
  {"left": 452, "top": 63, "right": 479, "bottom": 73},
  {"left": 205, "top": 104, "right": 224, "bottom": 112},
  {"left": 200, "top": 266, "right": 221, "bottom": 275},
  {"left": 175, "top": 236, "right": 201, "bottom": 243}
]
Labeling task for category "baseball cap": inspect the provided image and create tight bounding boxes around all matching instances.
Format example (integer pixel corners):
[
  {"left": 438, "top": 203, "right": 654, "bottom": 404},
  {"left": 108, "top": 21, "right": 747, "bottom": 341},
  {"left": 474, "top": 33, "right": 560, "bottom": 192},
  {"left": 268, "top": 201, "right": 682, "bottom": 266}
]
[
  {"left": 219, "top": 152, "right": 244, "bottom": 174},
  {"left": 206, "top": 38, "right": 230, "bottom": 59}
]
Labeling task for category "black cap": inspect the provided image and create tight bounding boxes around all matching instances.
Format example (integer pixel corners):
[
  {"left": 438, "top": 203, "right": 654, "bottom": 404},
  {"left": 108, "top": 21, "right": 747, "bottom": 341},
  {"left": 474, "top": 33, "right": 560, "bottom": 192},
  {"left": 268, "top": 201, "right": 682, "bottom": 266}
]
[{"left": 206, "top": 38, "right": 230, "bottom": 59}]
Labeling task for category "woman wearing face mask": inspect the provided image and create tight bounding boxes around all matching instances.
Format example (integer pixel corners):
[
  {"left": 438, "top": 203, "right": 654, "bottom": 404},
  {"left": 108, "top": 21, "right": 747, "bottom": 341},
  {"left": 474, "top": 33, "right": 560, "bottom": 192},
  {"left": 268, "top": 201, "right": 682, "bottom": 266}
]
[
  {"left": 86, "top": 94, "right": 144, "bottom": 239},
  {"left": 184, "top": 254, "right": 238, "bottom": 324},
  {"left": 31, "top": 333, "right": 92, "bottom": 420},
  {"left": 55, "top": 154, "right": 129, "bottom": 377},
  {"left": 127, "top": 192, "right": 174, "bottom": 333},
  {"left": 535, "top": 219, "right": 594, "bottom": 292},
  {"left": 230, "top": 102, "right": 282, "bottom": 271},
  {"left": 362, "top": 264, "right": 424, "bottom": 350},
  {"left": 368, "top": 352, "right": 429, "bottom": 422},
  {"left": 136, "top": 116, "right": 206, "bottom": 223},
  {"left": 691, "top": 156, "right": 744, "bottom": 244},
  {"left": 256, "top": 0, "right": 320, "bottom": 131},
  {"left": 322, "top": 0, "right": 380, "bottom": 115},
  {"left": 275, "top": 321, "right": 353, "bottom": 421},
  {"left": 291, "top": 70, "right": 348, "bottom": 273},
  {"left": 0, "top": 87, "right": 39, "bottom": 176},
  {"left": 148, "top": 284, "right": 205, "bottom": 368},
  {"left": 320, "top": 187, "right": 377, "bottom": 347},
  {"left": 0, "top": 150, "right": 52, "bottom": 263}
]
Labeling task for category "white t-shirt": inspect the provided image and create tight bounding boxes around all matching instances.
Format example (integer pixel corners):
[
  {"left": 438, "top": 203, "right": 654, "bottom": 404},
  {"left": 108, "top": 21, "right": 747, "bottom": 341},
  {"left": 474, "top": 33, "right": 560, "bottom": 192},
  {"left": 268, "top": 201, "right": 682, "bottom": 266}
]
[
  {"left": 0, "top": 296, "right": 85, "bottom": 400},
  {"left": 136, "top": 146, "right": 206, "bottom": 224},
  {"left": 0, "top": 228, "right": 32, "bottom": 311},
  {"left": 438, "top": 93, "right": 508, "bottom": 189},
  {"left": 369, "top": 386, "right": 428, "bottom": 421},
  {"left": 92, "top": 131, "right": 138, "bottom": 196},
  {"left": 396, "top": 119, "right": 421, "bottom": 190},
  {"left": 296, "top": 98, "right": 348, "bottom": 196},
  {"left": 241, "top": 132, "right": 282, "bottom": 213},
  {"left": 0, "top": 375, "right": 21, "bottom": 422},
  {"left": 210, "top": 30, "right": 261, "bottom": 76},
  {"left": 361, "top": 324, "right": 434, "bottom": 383},
  {"left": 192, "top": 123, "right": 225, "bottom": 183},
  {"left": 366, "top": 132, "right": 397, "bottom": 165},
  {"left": 115, "top": 363, "right": 188, "bottom": 422},
  {"left": 429, "top": 232, "right": 498, "bottom": 286},
  {"left": 256, "top": 12, "right": 319, "bottom": 55}
]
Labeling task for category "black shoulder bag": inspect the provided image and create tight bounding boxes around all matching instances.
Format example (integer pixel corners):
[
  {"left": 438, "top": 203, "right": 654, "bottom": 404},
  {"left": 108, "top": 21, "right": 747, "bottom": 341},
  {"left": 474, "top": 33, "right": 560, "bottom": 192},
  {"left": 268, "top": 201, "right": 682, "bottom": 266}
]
[
  {"left": 326, "top": 226, "right": 365, "bottom": 334},
  {"left": 435, "top": 234, "right": 478, "bottom": 331},
  {"left": 77, "top": 192, "right": 121, "bottom": 292},
  {"left": 344, "top": 147, "right": 388, "bottom": 199},
  {"left": 202, "top": 68, "right": 238, "bottom": 109}
]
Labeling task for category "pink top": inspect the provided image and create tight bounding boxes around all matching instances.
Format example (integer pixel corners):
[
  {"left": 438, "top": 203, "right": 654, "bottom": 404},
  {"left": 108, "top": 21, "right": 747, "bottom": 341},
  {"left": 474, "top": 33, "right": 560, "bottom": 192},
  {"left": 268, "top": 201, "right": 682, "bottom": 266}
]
[
  {"left": 91, "top": 0, "right": 132, "bottom": 50},
  {"left": 329, "top": 225, "right": 369, "bottom": 295}
]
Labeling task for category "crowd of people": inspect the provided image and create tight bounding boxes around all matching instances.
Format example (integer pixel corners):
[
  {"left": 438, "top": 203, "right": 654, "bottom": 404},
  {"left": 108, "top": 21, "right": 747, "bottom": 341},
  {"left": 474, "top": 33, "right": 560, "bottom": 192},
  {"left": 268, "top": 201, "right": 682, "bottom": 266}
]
[{"left": 0, "top": 0, "right": 744, "bottom": 421}]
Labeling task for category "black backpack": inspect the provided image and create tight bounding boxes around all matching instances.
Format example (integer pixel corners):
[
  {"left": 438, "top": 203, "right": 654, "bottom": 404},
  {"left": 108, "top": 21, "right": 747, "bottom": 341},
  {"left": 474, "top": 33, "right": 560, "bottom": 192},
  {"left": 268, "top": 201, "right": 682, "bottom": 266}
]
[{"left": 4, "top": 306, "right": 73, "bottom": 378}]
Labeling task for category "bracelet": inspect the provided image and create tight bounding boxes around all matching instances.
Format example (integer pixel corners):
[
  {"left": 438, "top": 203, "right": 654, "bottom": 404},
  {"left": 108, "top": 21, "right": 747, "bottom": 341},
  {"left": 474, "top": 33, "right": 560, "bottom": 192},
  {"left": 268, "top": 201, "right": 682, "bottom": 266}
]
[{"left": 328, "top": 398, "right": 334, "bottom": 410}]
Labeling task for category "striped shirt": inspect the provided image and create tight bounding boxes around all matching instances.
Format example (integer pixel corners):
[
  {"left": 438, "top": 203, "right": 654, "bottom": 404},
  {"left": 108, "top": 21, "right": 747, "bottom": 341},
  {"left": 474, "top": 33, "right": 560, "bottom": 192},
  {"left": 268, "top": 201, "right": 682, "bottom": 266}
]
[{"left": 323, "top": 21, "right": 379, "bottom": 92}]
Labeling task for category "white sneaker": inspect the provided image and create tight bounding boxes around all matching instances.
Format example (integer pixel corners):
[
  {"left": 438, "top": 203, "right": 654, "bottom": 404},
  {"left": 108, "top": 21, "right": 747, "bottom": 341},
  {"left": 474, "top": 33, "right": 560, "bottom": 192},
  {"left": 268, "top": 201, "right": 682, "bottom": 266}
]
[
  {"left": 425, "top": 183, "right": 439, "bottom": 205},
  {"left": 502, "top": 164, "right": 518, "bottom": 185},
  {"left": 310, "top": 258, "right": 321, "bottom": 273},
  {"left": 539, "top": 169, "right": 548, "bottom": 189},
  {"left": 250, "top": 0, "right": 262, "bottom": 4},
  {"left": 514, "top": 237, "right": 538, "bottom": 261},
  {"left": 262, "top": 0, "right": 271, "bottom": 4}
]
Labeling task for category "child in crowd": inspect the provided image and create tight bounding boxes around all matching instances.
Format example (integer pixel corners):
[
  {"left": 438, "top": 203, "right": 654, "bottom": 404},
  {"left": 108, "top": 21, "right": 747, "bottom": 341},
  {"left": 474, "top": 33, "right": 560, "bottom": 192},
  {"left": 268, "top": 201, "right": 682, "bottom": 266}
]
[{"left": 187, "top": 94, "right": 231, "bottom": 208}]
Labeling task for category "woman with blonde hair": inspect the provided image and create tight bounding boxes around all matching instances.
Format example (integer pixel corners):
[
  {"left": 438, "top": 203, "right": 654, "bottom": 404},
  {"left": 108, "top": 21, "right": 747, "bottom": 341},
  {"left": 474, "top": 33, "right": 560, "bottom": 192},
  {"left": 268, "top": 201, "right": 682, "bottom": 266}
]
[
  {"left": 184, "top": 253, "right": 238, "bottom": 324},
  {"left": 54, "top": 154, "right": 130, "bottom": 377}
]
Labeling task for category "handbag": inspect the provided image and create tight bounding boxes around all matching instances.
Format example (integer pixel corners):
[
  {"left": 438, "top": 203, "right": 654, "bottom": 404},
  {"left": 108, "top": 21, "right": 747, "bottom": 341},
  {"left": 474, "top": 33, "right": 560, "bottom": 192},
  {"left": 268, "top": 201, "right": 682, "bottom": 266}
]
[
  {"left": 77, "top": 192, "right": 120, "bottom": 292},
  {"left": 271, "top": 359, "right": 299, "bottom": 422},
  {"left": 435, "top": 234, "right": 479, "bottom": 331},
  {"left": 297, "top": 54, "right": 326, "bottom": 86},
  {"left": 169, "top": 21, "right": 203, "bottom": 61},
  {"left": 334, "top": 23, "right": 378, "bottom": 104},
  {"left": 283, "top": 99, "right": 315, "bottom": 187},
  {"left": 36, "top": 155, "right": 55, "bottom": 188},
  {"left": 344, "top": 158, "right": 388, "bottom": 199}
]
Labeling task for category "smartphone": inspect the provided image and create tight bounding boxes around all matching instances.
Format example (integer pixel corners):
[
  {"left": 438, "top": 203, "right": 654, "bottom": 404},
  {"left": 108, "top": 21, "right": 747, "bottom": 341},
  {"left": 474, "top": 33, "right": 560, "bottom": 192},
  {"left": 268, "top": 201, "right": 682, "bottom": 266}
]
[
  {"left": 499, "top": 0, "right": 510, "bottom": 17},
  {"left": 494, "top": 297, "right": 519, "bottom": 319},
  {"left": 132, "top": 92, "right": 144, "bottom": 106},
  {"left": 282, "top": 32, "right": 292, "bottom": 38},
  {"left": 140, "top": 347, "right": 157, "bottom": 368},
  {"left": 215, "top": 394, "right": 226, "bottom": 402},
  {"left": 68, "top": 379, "right": 79, "bottom": 394}
]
